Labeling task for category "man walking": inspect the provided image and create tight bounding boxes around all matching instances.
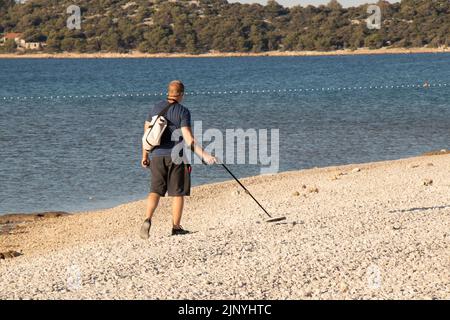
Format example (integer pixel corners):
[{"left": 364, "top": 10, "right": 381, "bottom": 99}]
[{"left": 140, "top": 80, "right": 216, "bottom": 238}]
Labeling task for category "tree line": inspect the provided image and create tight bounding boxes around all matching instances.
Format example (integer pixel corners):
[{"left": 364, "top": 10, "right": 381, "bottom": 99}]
[{"left": 0, "top": 0, "right": 449, "bottom": 54}]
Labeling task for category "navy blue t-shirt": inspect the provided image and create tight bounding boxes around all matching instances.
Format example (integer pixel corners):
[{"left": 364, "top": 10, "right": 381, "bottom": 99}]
[{"left": 146, "top": 100, "right": 191, "bottom": 157}]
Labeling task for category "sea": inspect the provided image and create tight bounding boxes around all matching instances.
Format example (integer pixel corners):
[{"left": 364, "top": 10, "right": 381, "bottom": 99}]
[{"left": 0, "top": 53, "right": 449, "bottom": 214}]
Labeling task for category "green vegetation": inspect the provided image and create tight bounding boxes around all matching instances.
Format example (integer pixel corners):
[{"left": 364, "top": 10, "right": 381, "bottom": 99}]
[
  {"left": 0, "top": 0, "right": 448, "bottom": 54},
  {"left": 2, "top": 38, "right": 16, "bottom": 52}
]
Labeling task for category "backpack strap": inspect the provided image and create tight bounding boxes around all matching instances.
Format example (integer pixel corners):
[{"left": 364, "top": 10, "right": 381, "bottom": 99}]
[
  {"left": 152, "top": 100, "right": 176, "bottom": 125},
  {"left": 158, "top": 100, "right": 176, "bottom": 117}
]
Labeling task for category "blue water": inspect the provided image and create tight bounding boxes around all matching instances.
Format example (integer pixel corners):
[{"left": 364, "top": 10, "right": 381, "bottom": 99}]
[{"left": 0, "top": 54, "right": 449, "bottom": 214}]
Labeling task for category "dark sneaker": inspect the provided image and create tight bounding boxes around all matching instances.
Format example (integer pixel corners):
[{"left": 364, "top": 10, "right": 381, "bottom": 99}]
[
  {"left": 171, "top": 226, "right": 191, "bottom": 236},
  {"left": 139, "top": 219, "right": 151, "bottom": 239}
]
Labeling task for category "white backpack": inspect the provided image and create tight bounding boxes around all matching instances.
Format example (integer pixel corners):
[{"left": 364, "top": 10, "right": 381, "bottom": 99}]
[{"left": 142, "top": 102, "right": 175, "bottom": 152}]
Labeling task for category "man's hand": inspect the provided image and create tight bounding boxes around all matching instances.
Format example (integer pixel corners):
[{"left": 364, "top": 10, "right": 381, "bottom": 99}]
[
  {"left": 203, "top": 153, "right": 217, "bottom": 165},
  {"left": 142, "top": 122, "right": 151, "bottom": 168},
  {"left": 141, "top": 154, "right": 150, "bottom": 168}
]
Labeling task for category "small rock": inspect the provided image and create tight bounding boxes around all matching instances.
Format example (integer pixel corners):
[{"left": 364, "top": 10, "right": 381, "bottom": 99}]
[
  {"left": 423, "top": 179, "right": 433, "bottom": 186},
  {"left": 292, "top": 191, "right": 300, "bottom": 196},
  {"left": 0, "top": 251, "right": 22, "bottom": 259},
  {"left": 302, "top": 184, "right": 307, "bottom": 189},
  {"left": 339, "top": 282, "right": 349, "bottom": 293},
  {"left": 303, "top": 290, "right": 313, "bottom": 297},
  {"left": 426, "top": 163, "right": 434, "bottom": 167},
  {"left": 352, "top": 168, "right": 361, "bottom": 173},
  {"left": 308, "top": 187, "right": 319, "bottom": 193},
  {"left": 393, "top": 224, "right": 402, "bottom": 230},
  {"left": 411, "top": 164, "right": 419, "bottom": 168}
]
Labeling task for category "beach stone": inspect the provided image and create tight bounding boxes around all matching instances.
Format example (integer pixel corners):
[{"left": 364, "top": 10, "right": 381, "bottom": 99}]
[
  {"left": 339, "top": 282, "right": 349, "bottom": 293},
  {"left": 423, "top": 179, "right": 433, "bottom": 186},
  {"left": 393, "top": 224, "right": 402, "bottom": 230},
  {"left": 303, "top": 290, "right": 313, "bottom": 297},
  {"left": 292, "top": 191, "right": 300, "bottom": 196},
  {"left": 0, "top": 251, "right": 22, "bottom": 259},
  {"left": 352, "top": 168, "right": 361, "bottom": 173},
  {"left": 231, "top": 189, "right": 241, "bottom": 196},
  {"left": 308, "top": 187, "right": 319, "bottom": 193}
]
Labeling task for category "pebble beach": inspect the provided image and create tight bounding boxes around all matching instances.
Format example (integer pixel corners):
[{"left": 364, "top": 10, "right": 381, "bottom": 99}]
[{"left": 1, "top": 153, "right": 449, "bottom": 299}]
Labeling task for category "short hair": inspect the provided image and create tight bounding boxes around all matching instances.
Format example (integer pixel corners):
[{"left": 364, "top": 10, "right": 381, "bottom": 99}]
[{"left": 168, "top": 80, "right": 185, "bottom": 99}]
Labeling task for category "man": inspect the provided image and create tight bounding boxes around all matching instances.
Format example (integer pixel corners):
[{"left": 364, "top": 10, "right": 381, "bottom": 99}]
[{"left": 140, "top": 80, "right": 217, "bottom": 239}]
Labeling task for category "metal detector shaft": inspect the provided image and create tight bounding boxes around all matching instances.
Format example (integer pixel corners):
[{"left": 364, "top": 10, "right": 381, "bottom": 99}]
[{"left": 220, "top": 163, "right": 273, "bottom": 219}]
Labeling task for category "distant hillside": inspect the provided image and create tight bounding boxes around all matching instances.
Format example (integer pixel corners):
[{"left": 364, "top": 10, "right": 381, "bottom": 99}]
[{"left": 0, "top": 0, "right": 449, "bottom": 54}]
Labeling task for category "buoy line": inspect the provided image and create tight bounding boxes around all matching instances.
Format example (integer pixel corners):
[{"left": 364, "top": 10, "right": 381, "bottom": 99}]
[{"left": 0, "top": 82, "right": 447, "bottom": 101}]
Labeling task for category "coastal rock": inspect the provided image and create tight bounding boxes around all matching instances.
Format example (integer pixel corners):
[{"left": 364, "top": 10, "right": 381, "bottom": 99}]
[
  {"left": 0, "top": 212, "right": 71, "bottom": 236},
  {"left": 292, "top": 191, "right": 300, "bottom": 196},
  {"left": 423, "top": 179, "right": 433, "bottom": 186},
  {"left": 0, "top": 211, "right": 70, "bottom": 225},
  {"left": 422, "top": 149, "right": 450, "bottom": 156}
]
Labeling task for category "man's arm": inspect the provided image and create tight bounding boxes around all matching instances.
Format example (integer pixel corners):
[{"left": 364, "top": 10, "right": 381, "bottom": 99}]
[
  {"left": 141, "top": 121, "right": 151, "bottom": 167},
  {"left": 181, "top": 126, "right": 216, "bottom": 165}
]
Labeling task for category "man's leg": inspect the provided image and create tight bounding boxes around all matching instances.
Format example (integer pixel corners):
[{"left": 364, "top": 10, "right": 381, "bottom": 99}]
[
  {"left": 145, "top": 192, "right": 160, "bottom": 220},
  {"left": 167, "top": 159, "right": 191, "bottom": 235},
  {"left": 172, "top": 196, "right": 184, "bottom": 228},
  {"left": 140, "top": 192, "right": 160, "bottom": 239}
]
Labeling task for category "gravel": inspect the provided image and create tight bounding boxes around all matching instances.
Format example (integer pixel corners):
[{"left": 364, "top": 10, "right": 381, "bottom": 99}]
[{"left": 0, "top": 154, "right": 449, "bottom": 299}]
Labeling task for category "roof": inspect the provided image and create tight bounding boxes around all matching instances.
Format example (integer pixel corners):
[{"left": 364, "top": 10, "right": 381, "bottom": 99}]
[{"left": 3, "top": 33, "right": 22, "bottom": 39}]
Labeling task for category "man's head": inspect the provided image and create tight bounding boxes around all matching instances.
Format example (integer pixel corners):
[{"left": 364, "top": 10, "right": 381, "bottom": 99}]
[{"left": 167, "top": 80, "right": 185, "bottom": 102}]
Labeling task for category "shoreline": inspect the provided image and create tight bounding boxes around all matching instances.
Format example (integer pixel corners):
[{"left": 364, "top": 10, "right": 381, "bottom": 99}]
[
  {"left": 1, "top": 149, "right": 448, "bottom": 220},
  {"left": 1, "top": 152, "right": 450, "bottom": 298},
  {"left": 0, "top": 149, "right": 448, "bottom": 221},
  {"left": 0, "top": 47, "right": 449, "bottom": 59}
]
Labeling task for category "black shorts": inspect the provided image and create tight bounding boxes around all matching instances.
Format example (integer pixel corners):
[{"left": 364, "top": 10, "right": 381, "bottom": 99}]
[{"left": 150, "top": 156, "right": 191, "bottom": 197}]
